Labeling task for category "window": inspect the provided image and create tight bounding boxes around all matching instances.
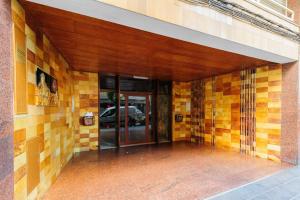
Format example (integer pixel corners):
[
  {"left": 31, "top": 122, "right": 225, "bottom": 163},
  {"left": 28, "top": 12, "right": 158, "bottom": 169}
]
[{"left": 250, "top": 0, "right": 293, "bottom": 19}]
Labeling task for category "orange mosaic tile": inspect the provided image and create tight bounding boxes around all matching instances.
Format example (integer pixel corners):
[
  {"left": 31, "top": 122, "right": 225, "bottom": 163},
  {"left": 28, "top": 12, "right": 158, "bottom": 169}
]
[
  {"left": 189, "top": 65, "right": 282, "bottom": 161},
  {"left": 191, "top": 80, "right": 205, "bottom": 143},
  {"left": 73, "top": 71, "right": 99, "bottom": 152},
  {"left": 202, "top": 72, "right": 241, "bottom": 150},
  {"left": 172, "top": 82, "right": 192, "bottom": 141},
  {"left": 256, "top": 65, "right": 282, "bottom": 162}
]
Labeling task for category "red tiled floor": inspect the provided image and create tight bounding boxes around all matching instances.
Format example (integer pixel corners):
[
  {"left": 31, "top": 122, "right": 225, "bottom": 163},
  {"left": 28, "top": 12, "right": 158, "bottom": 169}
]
[{"left": 43, "top": 142, "right": 291, "bottom": 200}]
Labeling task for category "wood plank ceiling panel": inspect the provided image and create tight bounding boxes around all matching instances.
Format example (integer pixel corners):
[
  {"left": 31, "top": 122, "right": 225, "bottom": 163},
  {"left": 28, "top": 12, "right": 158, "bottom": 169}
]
[{"left": 21, "top": 1, "right": 272, "bottom": 81}]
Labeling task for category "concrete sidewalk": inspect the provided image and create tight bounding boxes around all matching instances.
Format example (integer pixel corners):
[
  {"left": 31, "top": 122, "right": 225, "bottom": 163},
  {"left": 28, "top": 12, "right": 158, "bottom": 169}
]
[{"left": 206, "top": 166, "right": 300, "bottom": 200}]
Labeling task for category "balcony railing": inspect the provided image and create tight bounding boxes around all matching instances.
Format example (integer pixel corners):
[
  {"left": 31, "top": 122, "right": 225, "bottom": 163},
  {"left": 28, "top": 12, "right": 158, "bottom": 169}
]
[
  {"left": 180, "top": 0, "right": 300, "bottom": 42},
  {"left": 248, "top": 0, "right": 294, "bottom": 20}
]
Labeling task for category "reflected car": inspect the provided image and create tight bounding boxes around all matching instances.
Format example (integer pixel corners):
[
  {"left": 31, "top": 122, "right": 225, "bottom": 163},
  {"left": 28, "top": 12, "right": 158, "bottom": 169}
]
[{"left": 100, "top": 106, "right": 145, "bottom": 128}]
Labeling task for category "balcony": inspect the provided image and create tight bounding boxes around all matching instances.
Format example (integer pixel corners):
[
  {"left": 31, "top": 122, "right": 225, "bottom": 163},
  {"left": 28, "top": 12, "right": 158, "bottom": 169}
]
[{"left": 247, "top": 0, "right": 294, "bottom": 20}]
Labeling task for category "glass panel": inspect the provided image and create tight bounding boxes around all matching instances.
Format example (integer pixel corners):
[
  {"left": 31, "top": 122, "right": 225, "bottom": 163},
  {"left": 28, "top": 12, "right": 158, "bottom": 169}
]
[
  {"left": 120, "top": 94, "right": 126, "bottom": 144},
  {"left": 120, "top": 77, "right": 153, "bottom": 92},
  {"left": 148, "top": 95, "right": 153, "bottom": 142},
  {"left": 260, "top": 0, "right": 286, "bottom": 15},
  {"left": 128, "top": 96, "right": 146, "bottom": 143},
  {"left": 100, "top": 75, "right": 115, "bottom": 90},
  {"left": 99, "top": 91, "right": 117, "bottom": 149}
]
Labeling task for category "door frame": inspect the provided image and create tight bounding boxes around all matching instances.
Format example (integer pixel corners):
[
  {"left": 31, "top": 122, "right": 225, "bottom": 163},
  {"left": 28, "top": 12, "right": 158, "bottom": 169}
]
[
  {"left": 98, "top": 75, "right": 173, "bottom": 150},
  {"left": 119, "top": 91, "right": 152, "bottom": 146}
]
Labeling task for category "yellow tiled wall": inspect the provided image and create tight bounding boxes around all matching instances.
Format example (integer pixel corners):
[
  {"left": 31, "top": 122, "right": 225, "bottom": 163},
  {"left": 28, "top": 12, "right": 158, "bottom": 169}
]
[
  {"left": 73, "top": 71, "right": 99, "bottom": 152},
  {"left": 255, "top": 65, "right": 282, "bottom": 162},
  {"left": 172, "top": 82, "right": 191, "bottom": 141},
  {"left": 203, "top": 72, "right": 241, "bottom": 150},
  {"left": 13, "top": 0, "right": 75, "bottom": 199},
  {"left": 203, "top": 78, "right": 214, "bottom": 144},
  {"left": 190, "top": 80, "right": 205, "bottom": 143},
  {"left": 174, "top": 66, "right": 282, "bottom": 161}
]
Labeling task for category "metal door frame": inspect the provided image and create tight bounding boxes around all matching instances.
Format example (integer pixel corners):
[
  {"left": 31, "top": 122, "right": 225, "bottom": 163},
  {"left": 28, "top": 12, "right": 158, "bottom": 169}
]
[{"left": 119, "top": 92, "right": 152, "bottom": 146}]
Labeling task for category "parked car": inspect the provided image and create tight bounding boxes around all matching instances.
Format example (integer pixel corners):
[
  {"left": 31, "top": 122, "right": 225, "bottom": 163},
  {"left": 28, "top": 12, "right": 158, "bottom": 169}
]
[{"left": 100, "top": 106, "right": 145, "bottom": 128}]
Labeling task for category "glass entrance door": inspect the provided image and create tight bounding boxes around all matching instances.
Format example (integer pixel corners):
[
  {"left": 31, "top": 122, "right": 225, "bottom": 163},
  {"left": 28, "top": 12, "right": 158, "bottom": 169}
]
[
  {"left": 99, "top": 91, "right": 117, "bottom": 149},
  {"left": 120, "top": 93, "right": 152, "bottom": 146}
]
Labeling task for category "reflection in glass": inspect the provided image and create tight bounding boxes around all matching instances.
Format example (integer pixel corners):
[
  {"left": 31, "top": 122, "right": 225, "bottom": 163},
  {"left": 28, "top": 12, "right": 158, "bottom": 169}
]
[
  {"left": 128, "top": 96, "right": 147, "bottom": 143},
  {"left": 99, "top": 91, "right": 117, "bottom": 149},
  {"left": 120, "top": 94, "right": 126, "bottom": 144},
  {"left": 149, "top": 95, "right": 153, "bottom": 141},
  {"left": 119, "top": 94, "right": 153, "bottom": 145},
  {"left": 99, "top": 75, "right": 172, "bottom": 148}
]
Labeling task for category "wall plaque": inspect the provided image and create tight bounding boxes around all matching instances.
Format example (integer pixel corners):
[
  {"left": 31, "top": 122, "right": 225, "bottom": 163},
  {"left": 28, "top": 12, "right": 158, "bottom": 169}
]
[
  {"left": 175, "top": 114, "right": 183, "bottom": 122},
  {"left": 36, "top": 68, "right": 58, "bottom": 106}
]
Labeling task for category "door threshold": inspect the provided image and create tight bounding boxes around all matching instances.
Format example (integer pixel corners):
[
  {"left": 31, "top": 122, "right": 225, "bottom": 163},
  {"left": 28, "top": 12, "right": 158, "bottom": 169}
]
[
  {"left": 158, "top": 140, "right": 171, "bottom": 144},
  {"left": 100, "top": 146, "right": 118, "bottom": 150},
  {"left": 120, "top": 142, "right": 156, "bottom": 147}
]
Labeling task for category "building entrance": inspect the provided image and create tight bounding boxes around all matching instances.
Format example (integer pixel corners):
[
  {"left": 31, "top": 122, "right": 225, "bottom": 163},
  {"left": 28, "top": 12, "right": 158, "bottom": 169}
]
[
  {"left": 99, "top": 75, "right": 171, "bottom": 149},
  {"left": 120, "top": 92, "right": 153, "bottom": 146}
]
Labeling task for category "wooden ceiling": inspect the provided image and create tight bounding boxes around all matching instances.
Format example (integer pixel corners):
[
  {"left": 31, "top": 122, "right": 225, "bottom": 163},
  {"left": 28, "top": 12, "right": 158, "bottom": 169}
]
[{"left": 21, "top": 1, "right": 272, "bottom": 81}]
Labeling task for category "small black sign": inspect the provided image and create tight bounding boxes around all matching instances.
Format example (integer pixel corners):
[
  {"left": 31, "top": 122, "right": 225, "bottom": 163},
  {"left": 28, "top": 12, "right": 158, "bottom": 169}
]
[{"left": 175, "top": 114, "right": 183, "bottom": 122}]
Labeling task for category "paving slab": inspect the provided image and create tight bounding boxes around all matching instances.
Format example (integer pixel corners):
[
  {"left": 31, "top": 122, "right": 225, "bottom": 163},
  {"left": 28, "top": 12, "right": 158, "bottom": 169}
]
[{"left": 207, "top": 166, "right": 300, "bottom": 200}]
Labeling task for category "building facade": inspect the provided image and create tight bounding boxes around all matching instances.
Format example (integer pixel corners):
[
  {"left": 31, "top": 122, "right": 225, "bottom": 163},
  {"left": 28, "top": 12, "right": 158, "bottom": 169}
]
[{"left": 1, "top": 0, "right": 300, "bottom": 199}]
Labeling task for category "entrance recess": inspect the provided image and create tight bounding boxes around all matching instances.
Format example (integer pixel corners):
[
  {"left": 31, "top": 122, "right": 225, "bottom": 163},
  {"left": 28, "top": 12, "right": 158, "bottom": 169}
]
[
  {"left": 99, "top": 75, "right": 171, "bottom": 149},
  {"left": 120, "top": 93, "right": 152, "bottom": 146}
]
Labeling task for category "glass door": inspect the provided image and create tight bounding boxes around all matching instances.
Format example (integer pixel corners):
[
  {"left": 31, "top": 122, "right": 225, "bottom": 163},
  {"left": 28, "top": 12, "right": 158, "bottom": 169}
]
[
  {"left": 120, "top": 92, "right": 152, "bottom": 146},
  {"left": 99, "top": 91, "right": 117, "bottom": 149}
]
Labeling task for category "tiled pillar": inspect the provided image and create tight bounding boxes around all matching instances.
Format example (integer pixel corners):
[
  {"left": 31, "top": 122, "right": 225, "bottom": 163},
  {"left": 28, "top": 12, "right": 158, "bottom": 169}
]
[
  {"left": 0, "top": 0, "right": 14, "bottom": 200},
  {"left": 287, "top": 0, "right": 300, "bottom": 166},
  {"left": 281, "top": 62, "right": 300, "bottom": 165}
]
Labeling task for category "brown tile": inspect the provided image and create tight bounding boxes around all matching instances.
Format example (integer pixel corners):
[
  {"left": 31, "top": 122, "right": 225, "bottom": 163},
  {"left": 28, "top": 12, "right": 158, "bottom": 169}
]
[
  {"left": 256, "top": 87, "right": 268, "bottom": 93},
  {"left": 14, "top": 165, "right": 26, "bottom": 184},
  {"left": 256, "top": 77, "right": 268, "bottom": 83},
  {"left": 27, "top": 49, "right": 35, "bottom": 63},
  {"left": 36, "top": 56, "right": 43, "bottom": 68}
]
